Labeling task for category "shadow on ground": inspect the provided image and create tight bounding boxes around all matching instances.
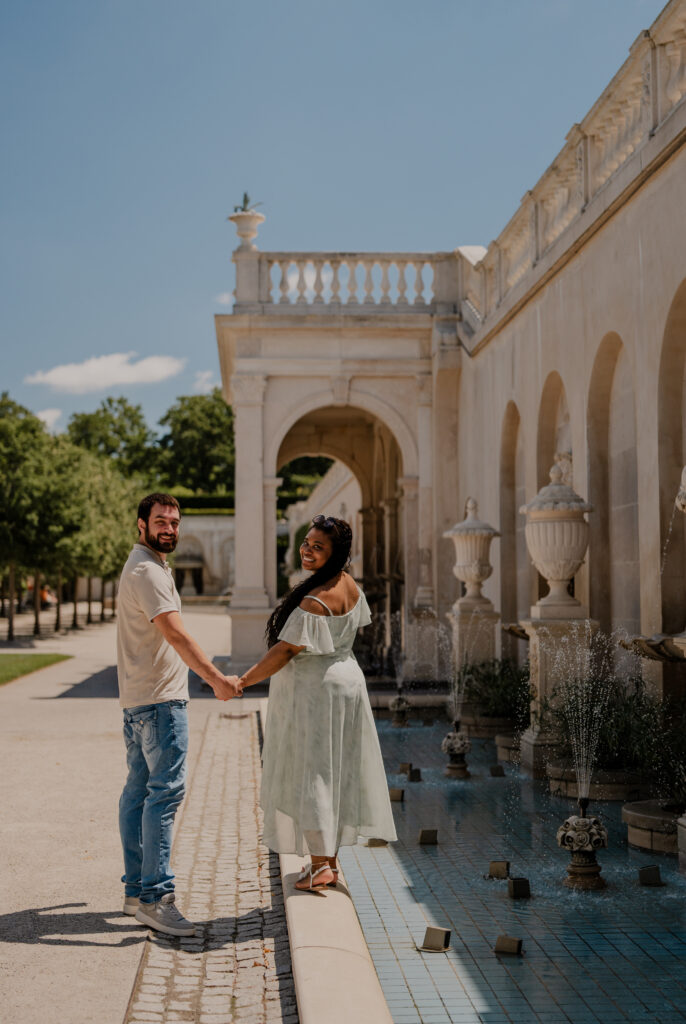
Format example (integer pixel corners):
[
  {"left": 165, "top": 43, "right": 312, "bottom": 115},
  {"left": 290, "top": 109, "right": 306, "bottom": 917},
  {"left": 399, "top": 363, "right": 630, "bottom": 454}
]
[
  {"left": 42, "top": 667, "right": 219, "bottom": 699},
  {"left": 0, "top": 902, "right": 145, "bottom": 948}
]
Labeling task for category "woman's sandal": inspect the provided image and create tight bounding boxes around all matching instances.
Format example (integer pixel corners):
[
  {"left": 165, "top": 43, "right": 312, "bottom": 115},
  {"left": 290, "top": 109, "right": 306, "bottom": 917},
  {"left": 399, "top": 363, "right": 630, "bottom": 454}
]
[{"left": 295, "top": 862, "right": 335, "bottom": 891}]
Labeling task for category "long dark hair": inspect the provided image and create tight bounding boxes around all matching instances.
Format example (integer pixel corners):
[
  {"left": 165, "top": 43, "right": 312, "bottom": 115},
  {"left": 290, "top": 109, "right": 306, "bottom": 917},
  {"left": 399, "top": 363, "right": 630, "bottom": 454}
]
[{"left": 265, "top": 515, "right": 353, "bottom": 647}]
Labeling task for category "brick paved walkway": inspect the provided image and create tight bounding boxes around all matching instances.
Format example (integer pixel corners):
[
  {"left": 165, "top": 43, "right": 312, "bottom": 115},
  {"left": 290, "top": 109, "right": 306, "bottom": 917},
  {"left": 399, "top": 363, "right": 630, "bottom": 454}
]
[
  {"left": 125, "top": 706, "right": 299, "bottom": 1024},
  {"left": 340, "top": 720, "right": 686, "bottom": 1024}
]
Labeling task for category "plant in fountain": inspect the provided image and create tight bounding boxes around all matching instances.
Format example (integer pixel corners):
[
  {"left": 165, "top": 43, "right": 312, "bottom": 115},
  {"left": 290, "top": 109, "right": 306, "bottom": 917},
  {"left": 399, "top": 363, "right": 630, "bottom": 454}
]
[{"left": 553, "top": 625, "right": 613, "bottom": 890}]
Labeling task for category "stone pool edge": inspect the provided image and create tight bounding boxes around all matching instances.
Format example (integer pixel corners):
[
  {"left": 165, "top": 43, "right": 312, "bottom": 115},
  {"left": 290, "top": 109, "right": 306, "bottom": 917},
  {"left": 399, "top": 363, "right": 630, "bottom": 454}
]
[{"left": 257, "top": 698, "right": 393, "bottom": 1024}]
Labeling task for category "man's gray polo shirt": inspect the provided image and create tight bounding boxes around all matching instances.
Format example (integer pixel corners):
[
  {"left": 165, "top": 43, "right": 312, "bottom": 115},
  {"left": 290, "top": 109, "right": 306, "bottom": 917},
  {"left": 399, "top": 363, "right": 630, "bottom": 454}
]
[{"left": 116, "top": 543, "right": 188, "bottom": 709}]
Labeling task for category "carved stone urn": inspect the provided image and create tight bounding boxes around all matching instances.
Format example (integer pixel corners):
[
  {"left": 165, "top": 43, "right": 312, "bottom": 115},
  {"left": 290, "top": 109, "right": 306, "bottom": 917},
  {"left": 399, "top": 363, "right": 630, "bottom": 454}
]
[
  {"left": 520, "top": 465, "right": 592, "bottom": 619},
  {"left": 228, "top": 210, "right": 266, "bottom": 250},
  {"left": 441, "top": 727, "right": 471, "bottom": 779},
  {"left": 443, "top": 498, "right": 500, "bottom": 608},
  {"left": 556, "top": 812, "right": 608, "bottom": 890}
]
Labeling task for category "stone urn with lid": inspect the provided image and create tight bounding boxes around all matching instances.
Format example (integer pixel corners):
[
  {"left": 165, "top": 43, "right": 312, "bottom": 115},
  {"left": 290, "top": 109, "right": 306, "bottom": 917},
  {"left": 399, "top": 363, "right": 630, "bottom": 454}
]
[
  {"left": 443, "top": 498, "right": 500, "bottom": 609},
  {"left": 520, "top": 465, "right": 593, "bottom": 619}
]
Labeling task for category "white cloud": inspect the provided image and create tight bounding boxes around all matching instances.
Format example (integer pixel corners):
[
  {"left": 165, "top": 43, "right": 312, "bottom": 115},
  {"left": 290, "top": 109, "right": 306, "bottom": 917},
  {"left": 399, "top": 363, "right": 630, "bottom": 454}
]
[
  {"left": 215, "top": 292, "right": 234, "bottom": 306},
  {"left": 25, "top": 352, "right": 186, "bottom": 394},
  {"left": 194, "top": 370, "right": 219, "bottom": 394},
  {"left": 36, "top": 408, "right": 62, "bottom": 431}
]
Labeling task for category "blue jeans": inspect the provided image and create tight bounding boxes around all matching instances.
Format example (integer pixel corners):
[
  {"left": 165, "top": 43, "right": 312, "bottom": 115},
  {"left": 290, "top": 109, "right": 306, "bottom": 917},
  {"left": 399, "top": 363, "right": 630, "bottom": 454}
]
[{"left": 119, "top": 700, "right": 188, "bottom": 904}]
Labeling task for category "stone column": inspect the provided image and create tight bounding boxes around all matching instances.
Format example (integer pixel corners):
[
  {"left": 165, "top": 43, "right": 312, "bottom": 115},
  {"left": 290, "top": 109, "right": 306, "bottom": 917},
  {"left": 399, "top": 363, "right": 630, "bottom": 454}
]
[
  {"left": 263, "top": 476, "right": 283, "bottom": 606},
  {"left": 415, "top": 374, "right": 435, "bottom": 609},
  {"left": 381, "top": 496, "right": 400, "bottom": 668},
  {"left": 228, "top": 374, "right": 270, "bottom": 667},
  {"left": 360, "top": 506, "right": 378, "bottom": 582}
]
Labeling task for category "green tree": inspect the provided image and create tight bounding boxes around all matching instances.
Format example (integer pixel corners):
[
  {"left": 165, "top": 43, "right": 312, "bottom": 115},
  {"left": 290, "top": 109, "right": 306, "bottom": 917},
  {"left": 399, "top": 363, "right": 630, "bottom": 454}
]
[
  {"left": 157, "top": 388, "right": 235, "bottom": 493},
  {"left": 0, "top": 393, "right": 51, "bottom": 640},
  {"left": 67, "top": 396, "right": 157, "bottom": 479}
]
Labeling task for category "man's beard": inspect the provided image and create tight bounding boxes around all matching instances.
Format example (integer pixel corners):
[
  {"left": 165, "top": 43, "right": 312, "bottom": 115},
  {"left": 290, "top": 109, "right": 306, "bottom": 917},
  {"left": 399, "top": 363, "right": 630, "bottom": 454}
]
[{"left": 144, "top": 526, "right": 178, "bottom": 553}]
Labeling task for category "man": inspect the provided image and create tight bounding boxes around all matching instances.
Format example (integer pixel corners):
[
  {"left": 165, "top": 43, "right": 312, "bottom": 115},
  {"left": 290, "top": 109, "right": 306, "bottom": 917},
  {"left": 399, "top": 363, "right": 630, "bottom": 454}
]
[{"left": 117, "top": 493, "right": 240, "bottom": 937}]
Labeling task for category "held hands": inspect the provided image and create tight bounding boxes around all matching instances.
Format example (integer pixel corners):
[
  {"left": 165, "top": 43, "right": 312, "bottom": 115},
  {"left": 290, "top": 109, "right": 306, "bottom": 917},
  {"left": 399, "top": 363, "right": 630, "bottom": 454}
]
[{"left": 212, "top": 675, "right": 244, "bottom": 701}]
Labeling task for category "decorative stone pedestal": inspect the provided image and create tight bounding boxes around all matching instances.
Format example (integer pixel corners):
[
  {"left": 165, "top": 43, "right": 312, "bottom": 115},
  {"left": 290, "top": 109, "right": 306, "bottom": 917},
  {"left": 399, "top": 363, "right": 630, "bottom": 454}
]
[
  {"left": 226, "top": 601, "right": 272, "bottom": 671},
  {"left": 443, "top": 499, "right": 500, "bottom": 672},
  {"left": 557, "top": 813, "right": 608, "bottom": 890},
  {"left": 518, "top": 618, "right": 598, "bottom": 778},
  {"left": 447, "top": 602, "right": 500, "bottom": 670}
]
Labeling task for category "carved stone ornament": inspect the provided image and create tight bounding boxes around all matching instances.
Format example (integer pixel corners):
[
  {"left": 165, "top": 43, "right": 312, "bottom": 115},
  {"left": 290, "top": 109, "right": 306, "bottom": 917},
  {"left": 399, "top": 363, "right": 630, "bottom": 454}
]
[
  {"left": 442, "top": 729, "right": 471, "bottom": 778},
  {"left": 557, "top": 813, "right": 608, "bottom": 890},
  {"left": 556, "top": 815, "right": 608, "bottom": 852},
  {"left": 231, "top": 374, "right": 266, "bottom": 405},
  {"left": 441, "top": 730, "right": 472, "bottom": 757},
  {"left": 330, "top": 374, "right": 351, "bottom": 406}
]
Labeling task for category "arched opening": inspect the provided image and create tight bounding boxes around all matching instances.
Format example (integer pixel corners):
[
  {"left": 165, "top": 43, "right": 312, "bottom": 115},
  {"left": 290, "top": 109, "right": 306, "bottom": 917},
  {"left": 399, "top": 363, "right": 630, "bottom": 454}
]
[
  {"left": 587, "top": 333, "right": 640, "bottom": 646},
  {"left": 536, "top": 371, "right": 572, "bottom": 602},
  {"left": 658, "top": 279, "right": 686, "bottom": 634},
  {"left": 537, "top": 371, "right": 572, "bottom": 488},
  {"left": 275, "top": 404, "right": 404, "bottom": 677},
  {"left": 499, "top": 401, "right": 528, "bottom": 662}
]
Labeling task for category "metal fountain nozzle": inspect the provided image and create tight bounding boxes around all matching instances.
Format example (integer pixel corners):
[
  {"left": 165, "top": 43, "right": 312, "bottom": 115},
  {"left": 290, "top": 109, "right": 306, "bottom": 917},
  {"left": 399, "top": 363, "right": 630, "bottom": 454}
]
[{"left": 578, "top": 796, "right": 590, "bottom": 819}]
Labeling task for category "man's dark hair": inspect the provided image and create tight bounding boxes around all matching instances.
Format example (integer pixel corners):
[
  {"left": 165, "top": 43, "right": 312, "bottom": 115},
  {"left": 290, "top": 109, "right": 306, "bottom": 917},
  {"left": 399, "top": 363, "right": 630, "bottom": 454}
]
[{"left": 137, "top": 493, "right": 181, "bottom": 526}]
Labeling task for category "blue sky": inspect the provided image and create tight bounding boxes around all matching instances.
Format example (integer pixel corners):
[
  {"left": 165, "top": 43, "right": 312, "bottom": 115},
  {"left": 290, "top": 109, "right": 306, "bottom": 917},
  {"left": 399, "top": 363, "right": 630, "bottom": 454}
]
[{"left": 1, "top": 0, "right": 666, "bottom": 433}]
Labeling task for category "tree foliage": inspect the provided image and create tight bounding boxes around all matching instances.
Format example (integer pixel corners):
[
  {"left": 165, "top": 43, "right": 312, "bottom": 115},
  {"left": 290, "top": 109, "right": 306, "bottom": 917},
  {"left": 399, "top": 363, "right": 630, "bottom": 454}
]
[
  {"left": 157, "top": 388, "right": 235, "bottom": 493},
  {"left": 67, "top": 396, "right": 157, "bottom": 480}
]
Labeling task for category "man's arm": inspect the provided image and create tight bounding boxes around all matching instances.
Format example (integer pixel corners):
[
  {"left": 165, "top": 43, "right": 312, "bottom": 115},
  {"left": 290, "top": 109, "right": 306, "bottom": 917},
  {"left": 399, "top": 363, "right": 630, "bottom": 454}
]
[{"left": 153, "top": 610, "right": 240, "bottom": 700}]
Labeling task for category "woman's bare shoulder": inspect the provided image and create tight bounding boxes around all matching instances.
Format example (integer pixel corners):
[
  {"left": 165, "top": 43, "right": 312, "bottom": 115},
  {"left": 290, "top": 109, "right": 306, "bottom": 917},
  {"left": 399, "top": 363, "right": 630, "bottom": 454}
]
[{"left": 299, "top": 595, "right": 329, "bottom": 616}]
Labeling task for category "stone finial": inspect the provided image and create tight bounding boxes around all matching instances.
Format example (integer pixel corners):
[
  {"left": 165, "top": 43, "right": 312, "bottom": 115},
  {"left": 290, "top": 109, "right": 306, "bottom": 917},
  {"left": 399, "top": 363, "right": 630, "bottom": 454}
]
[{"left": 228, "top": 210, "right": 266, "bottom": 251}]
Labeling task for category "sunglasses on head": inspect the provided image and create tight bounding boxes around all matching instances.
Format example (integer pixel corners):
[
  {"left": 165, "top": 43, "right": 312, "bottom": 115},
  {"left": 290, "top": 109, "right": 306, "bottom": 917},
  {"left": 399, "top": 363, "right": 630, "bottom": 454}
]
[{"left": 312, "top": 515, "right": 335, "bottom": 528}]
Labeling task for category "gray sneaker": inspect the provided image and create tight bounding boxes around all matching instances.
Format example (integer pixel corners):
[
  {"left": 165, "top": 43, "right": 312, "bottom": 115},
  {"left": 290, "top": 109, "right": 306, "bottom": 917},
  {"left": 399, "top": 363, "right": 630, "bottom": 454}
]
[
  {"left": 123, "top": 895, "right": 140, "bottom": 916},
  {"left": 135, "top": 894, "right": 196, "bottom": 937}
]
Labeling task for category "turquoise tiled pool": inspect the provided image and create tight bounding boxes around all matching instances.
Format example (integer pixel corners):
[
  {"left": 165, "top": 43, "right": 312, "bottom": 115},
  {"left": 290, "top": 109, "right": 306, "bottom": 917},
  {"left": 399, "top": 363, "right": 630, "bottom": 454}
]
[{"left": 339, "top": 720, "right": 686, "bottom": 1024}]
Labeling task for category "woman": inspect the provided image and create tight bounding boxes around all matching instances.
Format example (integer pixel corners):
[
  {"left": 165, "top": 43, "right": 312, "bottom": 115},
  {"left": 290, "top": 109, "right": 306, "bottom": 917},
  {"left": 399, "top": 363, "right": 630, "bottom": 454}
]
[{"left": 232, "top": 514, "right": 397, "bottom": 891}]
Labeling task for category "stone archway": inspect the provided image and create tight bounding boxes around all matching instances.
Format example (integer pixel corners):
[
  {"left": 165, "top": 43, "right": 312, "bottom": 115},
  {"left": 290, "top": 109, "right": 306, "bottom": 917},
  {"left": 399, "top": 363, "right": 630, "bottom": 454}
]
[{"left": 276, "top": 404, "right": 405, "bottom": 676}]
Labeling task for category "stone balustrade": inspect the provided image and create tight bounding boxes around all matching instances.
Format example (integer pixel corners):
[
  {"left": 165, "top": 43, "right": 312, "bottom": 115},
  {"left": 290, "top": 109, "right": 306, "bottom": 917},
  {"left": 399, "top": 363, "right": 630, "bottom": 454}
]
[
  {"left": 232, "top": 247, "right": 465, "bottom": 314},
  {"left": 230, "top": 1, "right": 686, "bottom": 332},
  {"left": 263, "top": 252, "right": 435, "bottom": 309},
  {"left": 460, "top": 1, "right": 686, "bottom": 334}
]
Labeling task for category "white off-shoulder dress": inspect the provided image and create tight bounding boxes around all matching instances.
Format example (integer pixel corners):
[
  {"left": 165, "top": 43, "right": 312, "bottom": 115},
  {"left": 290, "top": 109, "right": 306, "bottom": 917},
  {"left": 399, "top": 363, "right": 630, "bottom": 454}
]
[{"left": 260, "top": 587, "right": 397, "bottom": 857}]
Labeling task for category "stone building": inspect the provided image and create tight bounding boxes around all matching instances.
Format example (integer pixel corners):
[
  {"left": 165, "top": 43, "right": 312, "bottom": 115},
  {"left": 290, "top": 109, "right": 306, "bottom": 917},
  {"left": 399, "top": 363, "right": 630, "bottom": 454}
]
[{"left": 216, "top": 0, "right": 686, "bottom": 683}]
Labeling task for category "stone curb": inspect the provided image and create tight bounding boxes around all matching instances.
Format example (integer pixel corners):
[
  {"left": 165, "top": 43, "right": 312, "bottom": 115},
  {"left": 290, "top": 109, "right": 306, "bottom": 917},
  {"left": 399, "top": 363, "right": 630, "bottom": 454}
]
[{"left": 257, "top": 699, "right": 393, "bottom": 1024}]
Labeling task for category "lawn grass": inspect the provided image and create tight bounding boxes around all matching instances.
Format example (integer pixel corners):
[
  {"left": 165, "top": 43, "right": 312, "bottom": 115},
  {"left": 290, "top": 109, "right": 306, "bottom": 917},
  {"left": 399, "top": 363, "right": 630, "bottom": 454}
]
[{"left": 0, "top": 653, "right": 73, "bottom": 686}]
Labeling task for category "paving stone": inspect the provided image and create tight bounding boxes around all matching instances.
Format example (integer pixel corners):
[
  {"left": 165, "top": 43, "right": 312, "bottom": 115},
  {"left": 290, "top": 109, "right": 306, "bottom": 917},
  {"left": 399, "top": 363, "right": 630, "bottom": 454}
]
[{"left": 123, "top": 709, "right": 298, "bottom": 1024}]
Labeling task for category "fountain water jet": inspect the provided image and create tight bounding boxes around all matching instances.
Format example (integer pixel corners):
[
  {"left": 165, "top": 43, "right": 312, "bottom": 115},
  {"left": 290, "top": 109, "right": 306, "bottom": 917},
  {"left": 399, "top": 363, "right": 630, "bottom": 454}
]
[{"left": 553, "top": 626, "right": 613, "bottom": 890}]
